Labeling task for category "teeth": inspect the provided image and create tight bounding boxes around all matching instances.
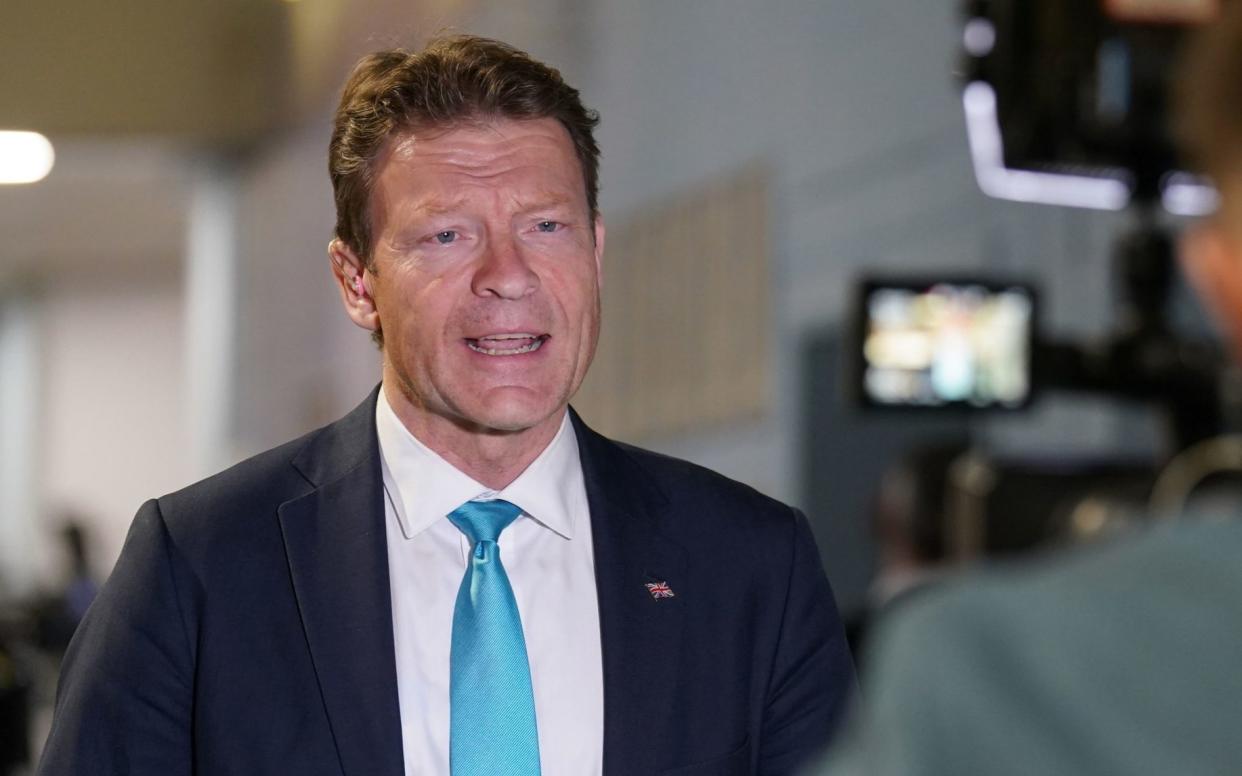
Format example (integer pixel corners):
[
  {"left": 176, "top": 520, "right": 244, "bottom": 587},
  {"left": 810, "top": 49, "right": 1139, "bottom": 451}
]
[{"left": 467, "top": 335, "right": 546, "bottom": 356}]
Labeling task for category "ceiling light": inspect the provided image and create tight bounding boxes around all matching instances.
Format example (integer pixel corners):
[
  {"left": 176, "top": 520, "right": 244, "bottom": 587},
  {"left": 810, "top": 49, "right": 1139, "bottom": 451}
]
[
  {"left": 0, "top": 131, "right": 55, "bottom": 185},
  {"left": 962, "top": 82, "right": 1130, "bottom": 211}
]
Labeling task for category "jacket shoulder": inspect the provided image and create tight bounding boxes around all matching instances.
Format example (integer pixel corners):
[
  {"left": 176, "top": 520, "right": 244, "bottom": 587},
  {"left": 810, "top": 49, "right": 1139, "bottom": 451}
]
[
  {"left": 154, "top": 389, "right": 379, "bottom": 537},
  {"left": 611, "top": 439, "right": 800, "bottom": 529},
  {"left": 153, "top": 432, "right": 312, "bottom": 538}
]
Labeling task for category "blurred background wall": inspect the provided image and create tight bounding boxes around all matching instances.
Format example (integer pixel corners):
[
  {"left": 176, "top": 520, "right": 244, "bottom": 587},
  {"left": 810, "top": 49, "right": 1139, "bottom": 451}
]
[{"left": 0, "top": 0, "right": 1180, "bottom": 642}]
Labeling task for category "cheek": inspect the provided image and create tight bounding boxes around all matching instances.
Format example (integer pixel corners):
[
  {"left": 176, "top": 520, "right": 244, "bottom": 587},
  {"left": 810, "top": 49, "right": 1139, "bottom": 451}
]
[
  {"left": 550, "top": 261, "right": 601, "bottom": 313},
  {"left": 385, "top": 274, "right": 454, "bottom": 337}
]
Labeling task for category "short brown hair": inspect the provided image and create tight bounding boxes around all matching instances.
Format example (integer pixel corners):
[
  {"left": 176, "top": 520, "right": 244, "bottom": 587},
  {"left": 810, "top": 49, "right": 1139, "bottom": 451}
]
[
  {"left": 1175, "top": 3, "right": 1242, "bottom": 194},
  {"left": 328, "top": 34, "right": 601, "bottom": 264}
]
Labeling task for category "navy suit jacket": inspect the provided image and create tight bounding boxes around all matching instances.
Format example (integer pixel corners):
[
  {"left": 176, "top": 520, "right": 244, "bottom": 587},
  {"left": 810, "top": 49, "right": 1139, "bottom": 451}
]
[{"left": 39, "top": 389, "right": 855, "bottom": 775}]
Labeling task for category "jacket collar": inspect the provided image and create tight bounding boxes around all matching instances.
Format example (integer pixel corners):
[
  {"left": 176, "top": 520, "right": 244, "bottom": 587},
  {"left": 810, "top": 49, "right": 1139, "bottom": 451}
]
[
  {"left": 571, "top": 409, "right": 691, "bottom": 774},
  {"left": 277, "top": 392, "right": 690, "bottom": 776},
  {"left": 278, "top": 386, "right": 405, "bottom": 776}
]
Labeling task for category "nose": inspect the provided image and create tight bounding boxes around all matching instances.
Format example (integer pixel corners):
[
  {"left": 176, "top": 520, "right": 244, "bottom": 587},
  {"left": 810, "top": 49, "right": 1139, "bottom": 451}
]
[{"left": 471, "top": 233, "right": 539, "bottom": 300}]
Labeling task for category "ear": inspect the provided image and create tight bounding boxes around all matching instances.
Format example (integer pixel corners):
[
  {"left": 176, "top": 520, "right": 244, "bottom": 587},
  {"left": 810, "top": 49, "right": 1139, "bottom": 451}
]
[
  {"left": 1180, "top": 222, "right": 1242, "bottom": 361},
  {"left": 329, "top": 238, "right": 380, "bottom": 334},
  {"left": 592, "top": 214, "right": 606, "bottom": 289}
]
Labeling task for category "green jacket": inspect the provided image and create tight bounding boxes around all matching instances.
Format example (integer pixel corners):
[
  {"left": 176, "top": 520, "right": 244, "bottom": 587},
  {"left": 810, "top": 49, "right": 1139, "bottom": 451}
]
[{"left": 818, "top": 515, "right": 1242, "bottom": 775}]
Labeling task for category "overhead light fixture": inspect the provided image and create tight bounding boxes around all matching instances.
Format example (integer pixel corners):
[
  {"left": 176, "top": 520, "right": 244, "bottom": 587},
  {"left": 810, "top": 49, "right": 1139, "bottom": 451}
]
[
  {"left": 963, "top": 18, "right": 997, "bottom": 57},
  {"left": 962, "top": 81, "right": 1131, "bottom": 211},
  {"left": 0, "top": 131, "right": 55, "bottom": 185},
  {"left": 1160, "top": 172, "right": 1219, "bottom": 217}
]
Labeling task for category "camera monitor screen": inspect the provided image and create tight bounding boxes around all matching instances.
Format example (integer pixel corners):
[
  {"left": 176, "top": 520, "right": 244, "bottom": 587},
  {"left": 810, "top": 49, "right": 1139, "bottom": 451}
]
[{"left": 857, "top": 281, "right": 1035, "bottom": 409}]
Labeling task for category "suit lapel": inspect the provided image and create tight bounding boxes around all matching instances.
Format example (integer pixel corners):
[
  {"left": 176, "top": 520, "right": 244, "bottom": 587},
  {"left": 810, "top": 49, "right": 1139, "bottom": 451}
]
[
  {"left": 275, "top": 398, "right": 685, "bottom": 775},
  {"left": 573, "top": 410, "right": 690, "bottom": 775},
  {"left": 278, "top": 388, "right": 404, "bottom": 776}
]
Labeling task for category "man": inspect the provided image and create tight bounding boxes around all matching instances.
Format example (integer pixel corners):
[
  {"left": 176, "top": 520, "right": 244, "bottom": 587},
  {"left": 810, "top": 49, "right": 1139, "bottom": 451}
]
[
  {"left": 39, "top": 35, "right": 854, "bottom": 775},
  {"left": 817, "top": 8, "right": 1242, "bottom": 775}
]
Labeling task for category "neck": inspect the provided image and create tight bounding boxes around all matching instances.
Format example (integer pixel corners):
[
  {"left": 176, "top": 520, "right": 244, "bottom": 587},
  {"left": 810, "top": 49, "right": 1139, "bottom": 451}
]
[{"left": 381, "top": 380, "right": 564, "bottom": 490}]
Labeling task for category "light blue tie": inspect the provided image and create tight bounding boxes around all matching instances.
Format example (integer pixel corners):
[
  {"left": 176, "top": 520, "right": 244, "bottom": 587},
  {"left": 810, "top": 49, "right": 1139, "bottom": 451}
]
[{"left": 447, "top": 499, "right": 541, "bottom": 776}]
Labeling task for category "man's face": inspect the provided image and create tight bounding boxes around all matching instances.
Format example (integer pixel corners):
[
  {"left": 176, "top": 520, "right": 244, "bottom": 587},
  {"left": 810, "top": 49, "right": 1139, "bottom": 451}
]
[{"left": 359, "top": 117, "right": 603, "bottom": 437}]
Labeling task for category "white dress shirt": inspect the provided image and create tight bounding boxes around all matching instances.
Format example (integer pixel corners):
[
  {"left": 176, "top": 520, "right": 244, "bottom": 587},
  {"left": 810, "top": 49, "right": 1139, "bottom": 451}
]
[{"left": 375, "top": 389, "right": 604, "bottom": 776}]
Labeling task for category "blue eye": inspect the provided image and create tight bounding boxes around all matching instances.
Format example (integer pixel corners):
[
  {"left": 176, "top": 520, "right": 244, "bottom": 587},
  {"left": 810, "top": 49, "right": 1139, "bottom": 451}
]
[
  {"left": 536, "top": 221, "right": 560, "bottom": 233},
  {"left": 435, "top": 230, "right": 457, "bottom": 244}
]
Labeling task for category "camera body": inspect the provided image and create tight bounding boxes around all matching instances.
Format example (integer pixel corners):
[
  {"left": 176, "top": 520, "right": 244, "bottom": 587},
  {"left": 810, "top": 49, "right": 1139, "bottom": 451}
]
[
  {"left": 960, "top": 0, "right": 1218, "bottom": 213},
  {"left": 850, "top": 0, "right": 1233, "bottom": 558}
]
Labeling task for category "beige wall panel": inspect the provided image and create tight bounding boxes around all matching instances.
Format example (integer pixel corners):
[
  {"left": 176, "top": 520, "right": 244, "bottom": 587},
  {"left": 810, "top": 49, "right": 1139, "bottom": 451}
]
[{"left": 576, "top": 167, "right": 770, "bottom": 441}]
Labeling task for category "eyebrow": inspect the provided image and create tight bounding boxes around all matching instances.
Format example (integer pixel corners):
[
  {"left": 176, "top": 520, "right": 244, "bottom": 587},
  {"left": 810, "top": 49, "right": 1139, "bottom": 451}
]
[
  {"left": 510, "top": 191, "right": 578, "bottom": 213},
  {"left": 408, "top": 196, "right": 469, "bottom": 217},
  {"left": 400, "top": 190, "right": 582, "bottom": 222}
]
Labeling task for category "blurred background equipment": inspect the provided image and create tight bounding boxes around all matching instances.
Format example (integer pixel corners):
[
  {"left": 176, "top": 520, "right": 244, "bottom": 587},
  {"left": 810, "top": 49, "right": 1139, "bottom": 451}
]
[
  {"left": 841, "top": 0, "right": 1238, "bottom": 585},
  {"left": 844, "top": 438, "right": 971, "bottom": 663},
  {"left": 960, "top": 0, "right": 1219, "bottom": 212},
  {"left": 957, "top": 0, "right": 1227, "bottom": 455},
  {"left": 955, "top": 0, "right": 1235, "bottom": 444},
  {"left": 854, "top": 279, "right": 1035, "bottom": 409}
]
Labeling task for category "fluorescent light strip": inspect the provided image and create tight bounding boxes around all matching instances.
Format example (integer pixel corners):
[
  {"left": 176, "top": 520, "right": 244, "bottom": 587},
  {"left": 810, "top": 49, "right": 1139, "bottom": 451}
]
[
  {"left": 963, "top": 18, "right": 997, "bottom": 57},
  {"left": 962, "top": 81, "right": 1131, "bottom": 211},
  {"left": 0, "top": 131, "right": 55, "bottom": 184},
  {"left": 1161, "top": 172, "right": 1219, "bottom": 217}
]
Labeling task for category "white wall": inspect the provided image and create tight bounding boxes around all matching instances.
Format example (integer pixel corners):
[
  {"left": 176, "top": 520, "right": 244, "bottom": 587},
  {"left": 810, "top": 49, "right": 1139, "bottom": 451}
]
[
  {"left": 0, "top": 295, "right": 43, "bottom": 596},
  {"left": 231, "top": 124, "right": 382, "bottom": 455},
  {"left": 37, "top": 277, "right": 191, "bottom": 582}
]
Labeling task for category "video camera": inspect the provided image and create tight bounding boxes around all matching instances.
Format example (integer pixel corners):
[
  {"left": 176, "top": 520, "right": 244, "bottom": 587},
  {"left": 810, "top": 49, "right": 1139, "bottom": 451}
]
[
  {"left": 960, "top": 0, "right": 1219, "bottom": 212},
  {"left": 855, "top": 0, "right": 1228, "bottom": 444},
  {"left": 850, "top": 0, "right": 1235, "bottom": 557}
]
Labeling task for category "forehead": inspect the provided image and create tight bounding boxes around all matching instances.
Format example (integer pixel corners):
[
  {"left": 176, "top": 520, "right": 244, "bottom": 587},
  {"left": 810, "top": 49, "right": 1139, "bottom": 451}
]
[{"left": 372, "top": 117, "right": 585, "bottom": 205}]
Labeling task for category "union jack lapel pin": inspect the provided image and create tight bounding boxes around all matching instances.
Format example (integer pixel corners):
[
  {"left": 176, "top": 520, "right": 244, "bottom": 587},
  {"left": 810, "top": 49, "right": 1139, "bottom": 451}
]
[{"left": 645, "top": 580, "right": 675, "bottom": 600}]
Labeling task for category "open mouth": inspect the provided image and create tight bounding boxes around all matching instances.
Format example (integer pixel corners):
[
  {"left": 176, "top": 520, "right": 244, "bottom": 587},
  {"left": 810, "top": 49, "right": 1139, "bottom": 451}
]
[{"left": 466, "top": 333, "right": 549, "bottom": 356}]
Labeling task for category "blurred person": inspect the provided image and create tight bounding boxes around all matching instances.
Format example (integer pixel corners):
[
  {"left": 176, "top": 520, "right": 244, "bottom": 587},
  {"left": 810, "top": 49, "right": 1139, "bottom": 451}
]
[
  {"left": 0, "top": 634, "right": 31, "bottom": 774},
  {"left": 38, "top": 35, "right": 855, "bottom": 776},
  {"left": 814, "top": 7, "right": 1242, "bottom": 775},
  {"left": 845, "top": 440, "right": 967, "bottom": 664},
  {"left": 31, "top": 520, "right": 99, "bottom": 656},
  {"left": 57, "top": 523, "right": 99, "bottom": 623}
]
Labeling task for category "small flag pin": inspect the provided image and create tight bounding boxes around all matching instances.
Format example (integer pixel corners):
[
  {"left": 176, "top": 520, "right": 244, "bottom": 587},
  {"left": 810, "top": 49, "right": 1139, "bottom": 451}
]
[{"left": 645, "top": 581, "right": 675, "bottom": 600}]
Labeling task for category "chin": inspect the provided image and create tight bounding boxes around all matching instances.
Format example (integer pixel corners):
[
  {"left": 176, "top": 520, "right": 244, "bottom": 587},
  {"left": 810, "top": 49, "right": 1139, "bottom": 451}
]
[{"left": 460, "top": 389, "right": 568, "bottom": 435}]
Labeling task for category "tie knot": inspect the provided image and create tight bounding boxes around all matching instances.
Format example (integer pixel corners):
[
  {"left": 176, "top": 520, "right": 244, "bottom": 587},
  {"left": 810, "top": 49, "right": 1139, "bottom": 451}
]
[{"left": 447, "top": 499, "right": 523, "bottom": 546}]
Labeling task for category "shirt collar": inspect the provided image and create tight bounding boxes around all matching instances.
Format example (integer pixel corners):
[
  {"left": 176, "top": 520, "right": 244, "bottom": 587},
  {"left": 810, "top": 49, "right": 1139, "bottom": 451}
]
[{"left": 375, "top": 386, "right": 585, "bottom": 541}]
